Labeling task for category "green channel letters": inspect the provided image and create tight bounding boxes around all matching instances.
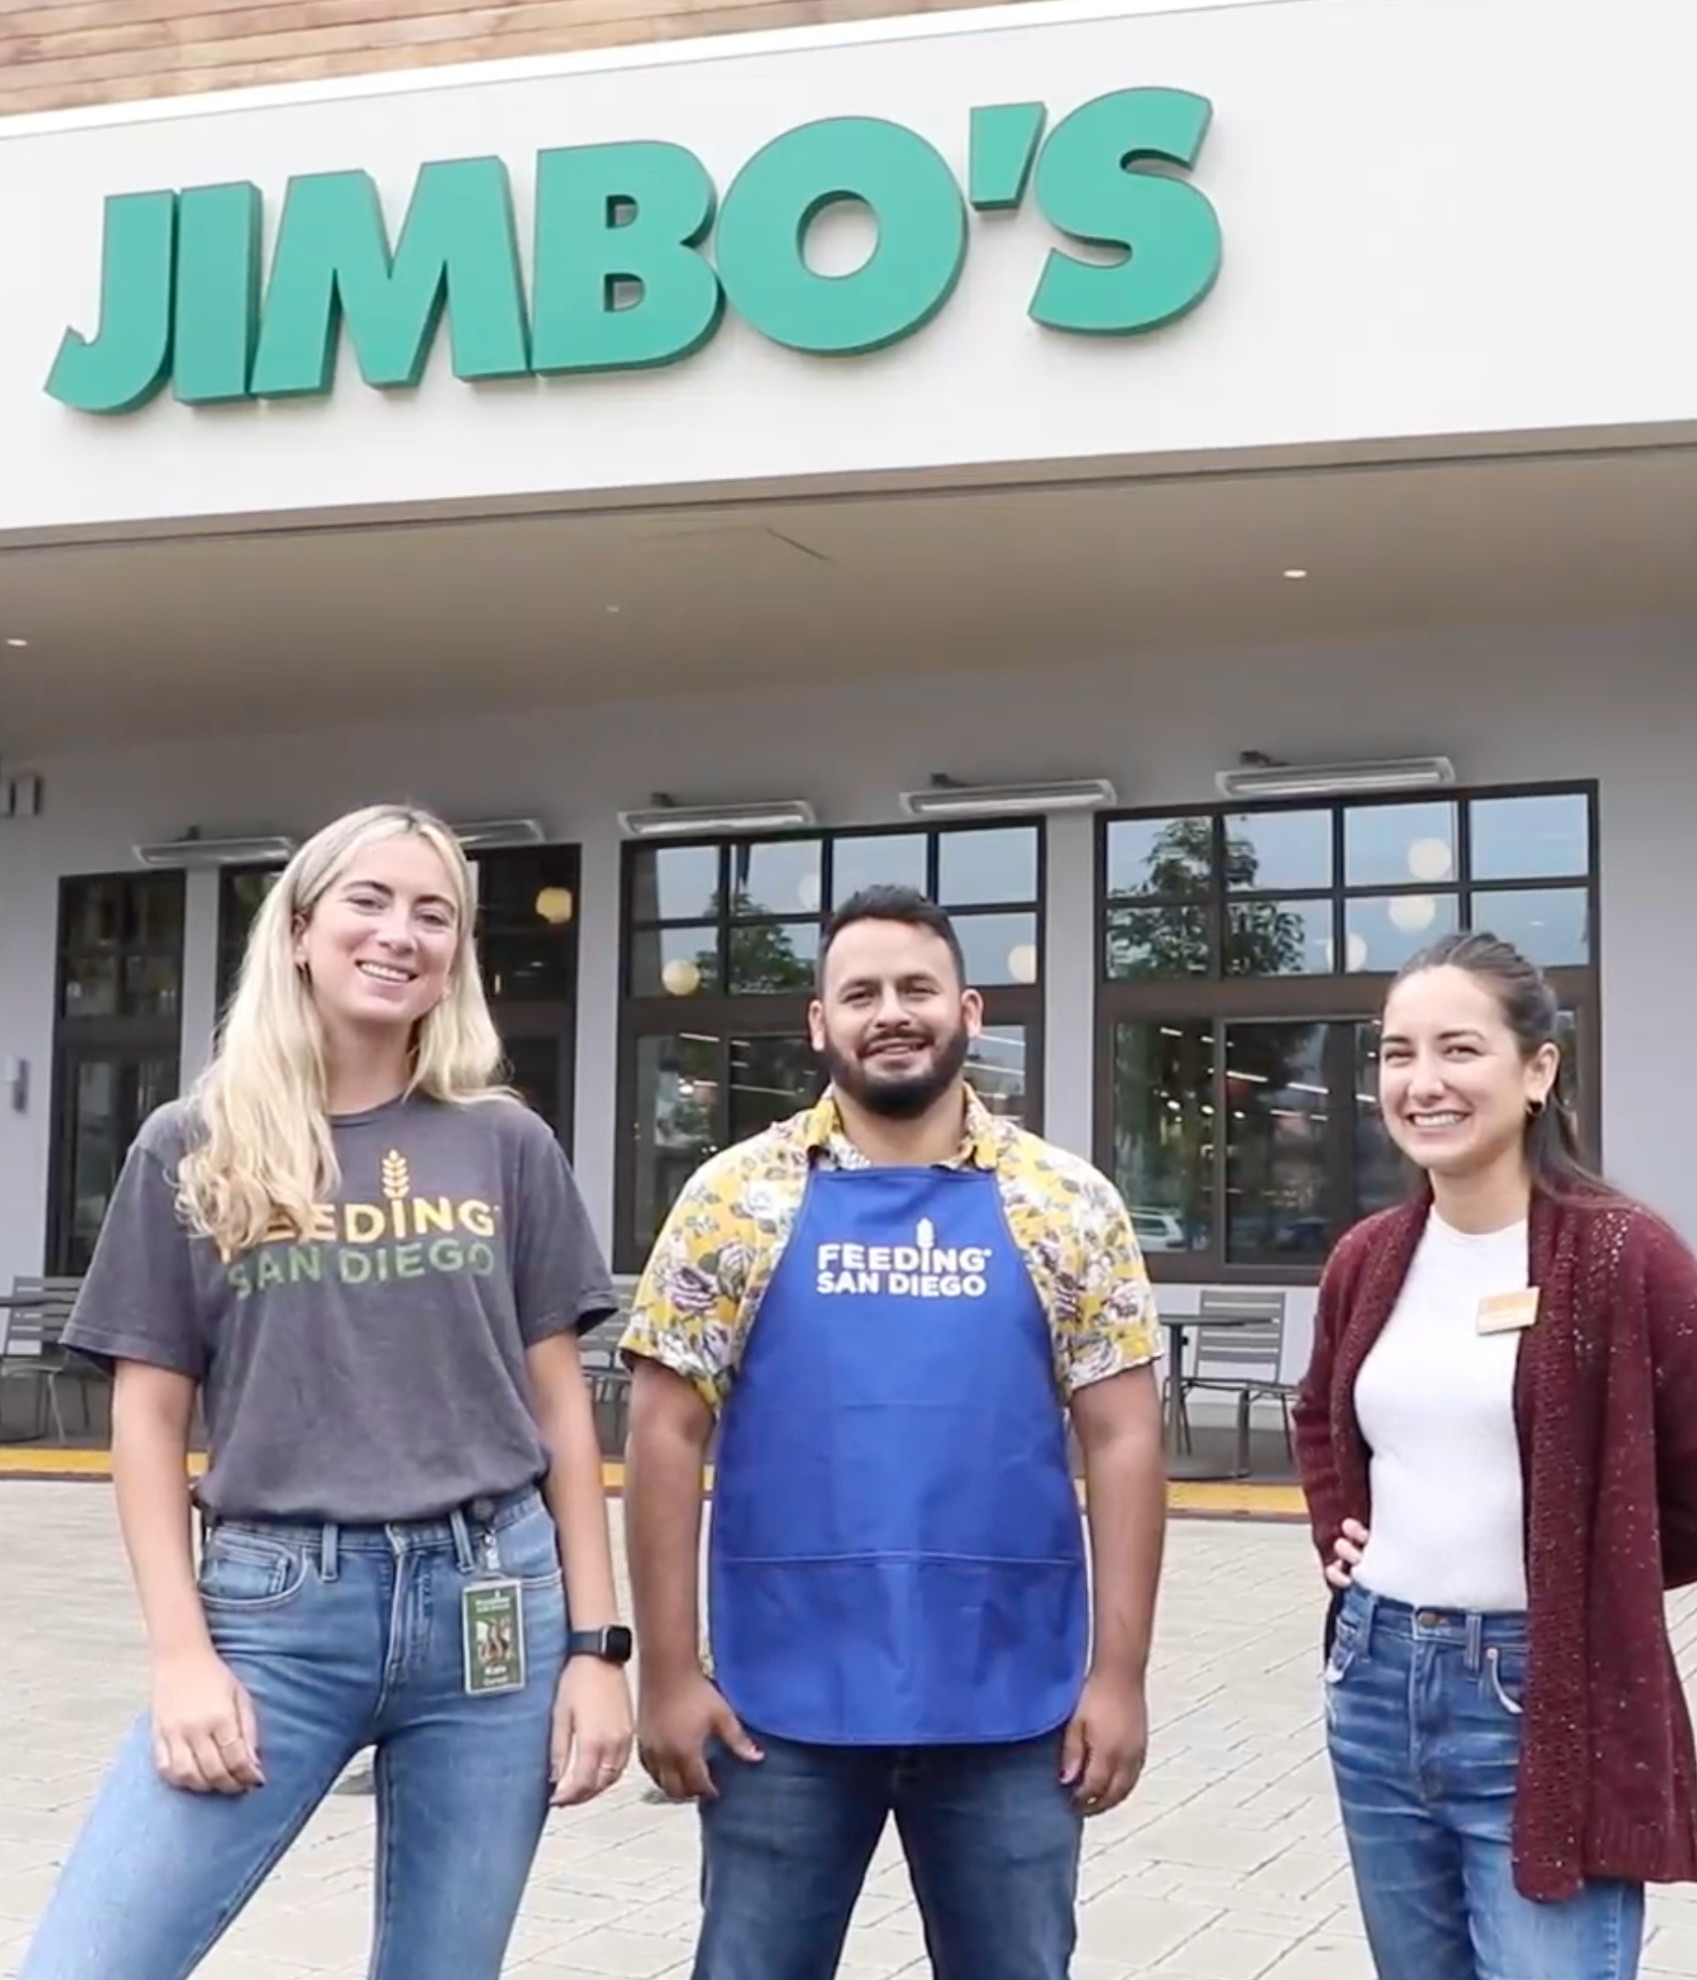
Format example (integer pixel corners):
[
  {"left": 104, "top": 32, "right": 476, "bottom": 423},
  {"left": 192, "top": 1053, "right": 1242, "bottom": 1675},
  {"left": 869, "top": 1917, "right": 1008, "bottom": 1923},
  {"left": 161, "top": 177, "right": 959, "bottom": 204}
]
[
  {"left": 173, "top": 182, "right": 263, "bottom": 405},
  {"left": 715, "top": 117, "right": 967, "bottom": 355},
  {"left": 249, "top": 157, "right": 530, "bottom": 396},
  {"left": 531, "top": 140, "right": 722, "bottom": 373},
  {"left": 46, "top": 189, "right": 177, "bottom": 415},
  {"left": 1029, "top": 88, "right": 1221, "bottom": 335},
  {"left": 45, "top": 87, "right": 1221, "bottom": 414}
]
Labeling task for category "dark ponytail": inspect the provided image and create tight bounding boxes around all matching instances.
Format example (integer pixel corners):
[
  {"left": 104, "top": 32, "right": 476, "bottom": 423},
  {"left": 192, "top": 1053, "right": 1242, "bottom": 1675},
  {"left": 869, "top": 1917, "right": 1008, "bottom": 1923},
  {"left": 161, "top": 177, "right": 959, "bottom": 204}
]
[{"left": 1390, "top": 930, "right": 1613, "bottom": 1205}]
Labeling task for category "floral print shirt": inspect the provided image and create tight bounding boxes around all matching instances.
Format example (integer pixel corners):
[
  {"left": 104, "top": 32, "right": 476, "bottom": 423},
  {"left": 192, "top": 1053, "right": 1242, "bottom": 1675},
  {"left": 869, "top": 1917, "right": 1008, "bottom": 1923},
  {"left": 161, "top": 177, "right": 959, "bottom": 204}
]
[{"left": 621, "top": 1085, "right": 1161, "bottom": 1411}]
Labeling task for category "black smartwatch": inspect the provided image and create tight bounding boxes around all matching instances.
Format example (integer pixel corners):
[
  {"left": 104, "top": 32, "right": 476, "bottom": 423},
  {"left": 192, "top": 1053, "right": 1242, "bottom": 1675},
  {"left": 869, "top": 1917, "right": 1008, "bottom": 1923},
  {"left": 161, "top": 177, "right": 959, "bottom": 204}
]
[{"left": 566, "top": 1625, "right": 634, "bottom": 1666}]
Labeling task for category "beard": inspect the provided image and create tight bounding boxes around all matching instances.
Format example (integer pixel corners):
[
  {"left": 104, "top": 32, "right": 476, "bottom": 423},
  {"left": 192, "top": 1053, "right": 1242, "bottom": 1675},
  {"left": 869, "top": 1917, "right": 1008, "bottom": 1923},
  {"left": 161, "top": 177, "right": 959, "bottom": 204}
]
[{"left": 823, "top": 1021, "right": 973, "bottom": 1120}]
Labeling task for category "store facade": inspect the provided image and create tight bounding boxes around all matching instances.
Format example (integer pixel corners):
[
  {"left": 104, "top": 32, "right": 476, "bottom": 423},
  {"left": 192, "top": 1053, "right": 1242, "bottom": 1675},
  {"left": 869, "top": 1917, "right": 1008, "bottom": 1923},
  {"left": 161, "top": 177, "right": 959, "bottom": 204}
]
[{"left": 1, "top": 0, "right": 1694, "bottom": 1374}]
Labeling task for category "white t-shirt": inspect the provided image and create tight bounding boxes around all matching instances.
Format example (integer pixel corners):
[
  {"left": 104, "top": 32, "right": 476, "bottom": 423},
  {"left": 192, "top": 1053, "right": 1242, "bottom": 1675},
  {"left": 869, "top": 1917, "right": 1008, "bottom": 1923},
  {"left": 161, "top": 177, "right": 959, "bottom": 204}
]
[{"left": 1352, "top": 1210, "right": 1531, "bottom": 1614}]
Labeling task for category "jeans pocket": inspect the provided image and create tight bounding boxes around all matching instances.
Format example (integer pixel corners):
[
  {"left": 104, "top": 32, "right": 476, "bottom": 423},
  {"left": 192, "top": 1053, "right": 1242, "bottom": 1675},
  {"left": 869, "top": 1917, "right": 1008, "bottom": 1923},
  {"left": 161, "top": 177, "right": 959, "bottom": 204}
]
[
  {"left": 1323, "top": 1614, "right": 1362, "bottom": 1686},
  {"left": 488, "top": 1500, "right": 565, "bottom": 1592},
  {"left": 198, "top": 1534, "right": 309, "bottom": 1612},
  {"left": 1485, "top": 1646, "right": 1525, "bottom": 1718},
  {"left": 1321, "top": 1620, "right": 1362, "bottom": 1728}
]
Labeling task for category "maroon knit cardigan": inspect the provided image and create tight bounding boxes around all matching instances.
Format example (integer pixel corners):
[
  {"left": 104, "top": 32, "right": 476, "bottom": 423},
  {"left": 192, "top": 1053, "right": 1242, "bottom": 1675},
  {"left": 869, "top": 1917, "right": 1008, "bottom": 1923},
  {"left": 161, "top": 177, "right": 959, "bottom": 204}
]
[{"left": 1293, "top": 1187, "right": 1697, "bottom": 1901}]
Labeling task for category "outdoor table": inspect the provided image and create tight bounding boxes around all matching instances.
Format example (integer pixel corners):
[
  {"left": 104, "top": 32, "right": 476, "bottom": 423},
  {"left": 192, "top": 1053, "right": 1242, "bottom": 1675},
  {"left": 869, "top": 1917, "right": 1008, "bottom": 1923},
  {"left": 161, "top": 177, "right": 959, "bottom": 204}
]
[{"left": 1161, "top": 1309, "right": 1278, "bottom": 1483}]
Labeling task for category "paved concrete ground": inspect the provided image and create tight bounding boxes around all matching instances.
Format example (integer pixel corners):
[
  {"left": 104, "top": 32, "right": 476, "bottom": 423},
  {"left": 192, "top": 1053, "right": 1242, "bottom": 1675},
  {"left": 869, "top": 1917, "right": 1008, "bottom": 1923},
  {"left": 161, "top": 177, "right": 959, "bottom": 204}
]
[{"left": 5, "top": 1483, "right": 1697, "bottom": 1980}]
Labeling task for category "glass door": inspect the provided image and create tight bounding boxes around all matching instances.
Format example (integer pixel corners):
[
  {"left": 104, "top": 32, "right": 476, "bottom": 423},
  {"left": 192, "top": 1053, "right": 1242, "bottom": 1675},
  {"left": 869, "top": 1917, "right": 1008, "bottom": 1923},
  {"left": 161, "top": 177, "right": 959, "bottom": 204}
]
[{"left": 52, "top": 1049, "right": 179, "bottom": 1274}]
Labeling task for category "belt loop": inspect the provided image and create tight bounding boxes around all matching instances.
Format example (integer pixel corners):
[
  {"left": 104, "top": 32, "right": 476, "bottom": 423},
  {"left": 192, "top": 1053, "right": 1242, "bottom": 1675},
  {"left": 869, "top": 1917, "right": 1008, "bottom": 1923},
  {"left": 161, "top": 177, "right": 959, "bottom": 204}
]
[
  {"left": 448, "top": 1506, "right": 476, "bottom": 1574},
  {"left": 320, "top": 1523, "right": 340, "bottom": 1582},
  {"left": 1466, "top": 1611, "right": 1484, "bottom": 1674},
  {"left": 1358, "top": 1587, "right": 1379, "bottom": 1659}
]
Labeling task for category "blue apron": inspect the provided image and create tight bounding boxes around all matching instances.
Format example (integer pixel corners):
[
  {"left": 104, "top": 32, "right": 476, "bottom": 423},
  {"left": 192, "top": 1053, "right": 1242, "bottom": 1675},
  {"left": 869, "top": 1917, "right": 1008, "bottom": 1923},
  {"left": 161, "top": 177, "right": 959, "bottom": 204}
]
[{"left": 707, "top": 1162, "right": 1089, "bottom": 1746}]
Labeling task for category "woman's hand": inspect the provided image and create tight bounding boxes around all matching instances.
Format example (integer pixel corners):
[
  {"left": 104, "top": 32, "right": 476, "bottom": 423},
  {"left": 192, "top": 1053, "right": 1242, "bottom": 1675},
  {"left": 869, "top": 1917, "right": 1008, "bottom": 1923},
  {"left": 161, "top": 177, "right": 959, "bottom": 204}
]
[
  {"left": 549, "top": 1656, "right": 635, "bottom": 1807},
  {"left": 151, "top": 1645, "right": 264, "bottom": 1794},
  {"left": 1324, "top": 1518, "right": 1369, "bottom": 1591}
]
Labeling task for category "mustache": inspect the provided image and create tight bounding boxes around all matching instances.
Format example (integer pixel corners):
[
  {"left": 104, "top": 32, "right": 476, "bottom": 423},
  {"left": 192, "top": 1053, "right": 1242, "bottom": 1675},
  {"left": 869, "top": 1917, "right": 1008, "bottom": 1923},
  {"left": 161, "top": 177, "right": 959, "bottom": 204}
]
[{"left": 861, "top": 1028, "right": 932, "bottom": 1052}]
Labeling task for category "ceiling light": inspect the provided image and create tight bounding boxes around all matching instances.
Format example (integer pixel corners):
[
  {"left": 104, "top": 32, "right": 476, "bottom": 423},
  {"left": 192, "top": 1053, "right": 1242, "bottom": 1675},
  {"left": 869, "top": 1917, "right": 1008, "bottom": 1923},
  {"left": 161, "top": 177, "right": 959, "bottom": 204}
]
[
  {"left": 5, "top": 636, "right": 28, "bottom": 648},
  {"left": 1282, "top": 568, "right": 1308, "bottom": 581},
  {"left": 448, "top": 817, "right": 547, "bottom": 849},
  {"left": 1214, "top": 755, "right": 1455, "bottom": 801},
  {"left": 619, "top": 797, "right": 818, "bottom": 838},
  {"left": 133, "top": 833, "right": 297, "bottom": 869},
  {"left": 899, "top": 776, "right": 1117, "bottom": 820}
]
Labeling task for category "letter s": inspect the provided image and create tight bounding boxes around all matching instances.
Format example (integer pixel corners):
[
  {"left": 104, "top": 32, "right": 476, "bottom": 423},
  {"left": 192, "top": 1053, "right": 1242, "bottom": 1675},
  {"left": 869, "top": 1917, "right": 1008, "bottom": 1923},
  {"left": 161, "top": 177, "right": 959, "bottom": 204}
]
[{"left": 1029, "top": 88, "right": 1220, "bottom": 336}]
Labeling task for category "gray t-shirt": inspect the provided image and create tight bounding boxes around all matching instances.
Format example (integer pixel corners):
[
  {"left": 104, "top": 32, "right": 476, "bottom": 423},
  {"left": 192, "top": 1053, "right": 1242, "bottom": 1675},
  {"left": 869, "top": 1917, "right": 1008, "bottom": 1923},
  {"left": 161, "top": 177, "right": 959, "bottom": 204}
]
[{"left": 64, "top": 1092, "right": 616, "bottom": 1523}]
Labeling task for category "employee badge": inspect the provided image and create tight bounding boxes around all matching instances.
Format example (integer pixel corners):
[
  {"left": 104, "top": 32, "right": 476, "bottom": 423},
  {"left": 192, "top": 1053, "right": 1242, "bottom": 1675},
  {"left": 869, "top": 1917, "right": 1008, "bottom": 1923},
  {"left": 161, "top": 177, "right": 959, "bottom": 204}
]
[{"left": 462, "top": 1530, "right": 526, "bottom": 1697}]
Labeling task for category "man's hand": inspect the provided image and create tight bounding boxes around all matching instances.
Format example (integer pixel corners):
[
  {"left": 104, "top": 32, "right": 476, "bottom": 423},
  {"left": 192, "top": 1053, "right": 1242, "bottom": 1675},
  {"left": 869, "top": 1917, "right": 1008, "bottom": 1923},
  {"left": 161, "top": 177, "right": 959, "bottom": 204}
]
[
  {"left": 637, "top": 1670, "right": 763, "bottom": 1801},
  {"left": 1060, "top": 1668, "right": 1148, "bottom": 1815}
]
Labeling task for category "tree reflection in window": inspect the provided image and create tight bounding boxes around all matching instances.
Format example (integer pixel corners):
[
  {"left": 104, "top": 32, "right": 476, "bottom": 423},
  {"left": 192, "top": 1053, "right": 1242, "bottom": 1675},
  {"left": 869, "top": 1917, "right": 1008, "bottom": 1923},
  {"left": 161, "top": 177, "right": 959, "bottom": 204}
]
[{"left": 1107, "top": 816, "right": 1315, "bottom": 980}]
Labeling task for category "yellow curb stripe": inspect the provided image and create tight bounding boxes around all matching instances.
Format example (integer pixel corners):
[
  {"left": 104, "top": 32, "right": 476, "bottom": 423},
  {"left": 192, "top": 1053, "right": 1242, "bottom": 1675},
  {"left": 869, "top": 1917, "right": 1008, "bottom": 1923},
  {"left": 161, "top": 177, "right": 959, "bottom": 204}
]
[{"left": 0, "top": 1449, "right": 1305, "bottom": 1520}]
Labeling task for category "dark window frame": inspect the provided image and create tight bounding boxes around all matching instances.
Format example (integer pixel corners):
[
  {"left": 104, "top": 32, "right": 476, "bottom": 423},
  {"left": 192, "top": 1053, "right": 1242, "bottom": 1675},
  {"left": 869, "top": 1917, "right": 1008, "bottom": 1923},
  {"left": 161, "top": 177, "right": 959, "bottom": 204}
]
[
  {"left": 214, "top": 863, "right": 287, "bottom": 1014},
  {"left": 1094, "top": 779, "right": 1601, "bottom": 1285},
  {"left": 614, "top": 819, "right": 1048, "bottom": 1274},
  {"left": 47, "top": 870, "right": 187, "bottom": 1276},
  {"left": 473, "top": 842, "right": 582, "bottom": 1156}
]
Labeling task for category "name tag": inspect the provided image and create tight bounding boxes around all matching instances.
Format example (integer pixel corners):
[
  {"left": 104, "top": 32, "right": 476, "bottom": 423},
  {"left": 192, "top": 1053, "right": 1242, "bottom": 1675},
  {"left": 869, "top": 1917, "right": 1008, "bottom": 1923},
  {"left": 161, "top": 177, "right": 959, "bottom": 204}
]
[
  {"left": 1476, "top": 1288, "right": 1540, "bottom": 1336},
  {"left": 463, "top": 1580, "right": 526, "bottom": 1695},
  {"left": 461, "top": 1529, "right": 526, "bottom": 1697}
]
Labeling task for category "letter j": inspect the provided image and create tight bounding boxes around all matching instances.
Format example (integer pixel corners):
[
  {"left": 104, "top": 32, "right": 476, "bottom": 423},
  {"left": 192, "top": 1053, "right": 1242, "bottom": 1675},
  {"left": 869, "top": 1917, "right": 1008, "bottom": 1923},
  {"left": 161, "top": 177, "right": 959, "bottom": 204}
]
[{"left": 46, "top": 190, "right": 177, "bottom": 415}]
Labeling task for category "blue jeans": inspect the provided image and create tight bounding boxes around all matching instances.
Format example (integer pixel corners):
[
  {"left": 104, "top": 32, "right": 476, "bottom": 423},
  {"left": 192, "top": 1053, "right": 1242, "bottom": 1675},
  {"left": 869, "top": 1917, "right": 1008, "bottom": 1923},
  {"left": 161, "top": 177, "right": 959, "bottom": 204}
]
[
  {"left": 1325, "top": 1585, "right": 1645, "bottom": 1980},
  {"left": 692, "top": 1725, "right": 1082, "bottom": 1980},
  {"left": 20, "top": 1485, "right": 567, "bottom": 1980}
]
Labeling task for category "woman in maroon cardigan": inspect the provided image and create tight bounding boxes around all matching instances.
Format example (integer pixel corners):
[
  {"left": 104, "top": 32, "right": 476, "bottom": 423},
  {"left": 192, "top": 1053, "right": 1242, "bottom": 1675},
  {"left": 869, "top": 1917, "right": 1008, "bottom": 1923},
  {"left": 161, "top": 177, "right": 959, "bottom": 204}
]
[{"left": 1294, "top": 930, "right": 1697, "bottom": 1980}]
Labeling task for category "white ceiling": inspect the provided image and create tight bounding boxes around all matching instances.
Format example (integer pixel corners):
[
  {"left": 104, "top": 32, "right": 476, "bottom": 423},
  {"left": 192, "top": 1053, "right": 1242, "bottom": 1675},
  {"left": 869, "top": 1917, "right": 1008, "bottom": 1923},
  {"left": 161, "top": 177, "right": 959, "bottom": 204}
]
[{"left": 3, "top": 441, "right": 1696, "bottom": 755}]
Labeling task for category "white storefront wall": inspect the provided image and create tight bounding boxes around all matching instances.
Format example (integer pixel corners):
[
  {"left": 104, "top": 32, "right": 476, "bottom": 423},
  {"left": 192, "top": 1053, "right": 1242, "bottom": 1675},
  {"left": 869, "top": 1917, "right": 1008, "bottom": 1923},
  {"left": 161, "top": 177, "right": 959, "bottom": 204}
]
[
  {"left": 0, "top": 621, "right": 1691, "bottom": 1333},
  {"left": 0, "top": 0, "right": 1695, "bottom": 533}
]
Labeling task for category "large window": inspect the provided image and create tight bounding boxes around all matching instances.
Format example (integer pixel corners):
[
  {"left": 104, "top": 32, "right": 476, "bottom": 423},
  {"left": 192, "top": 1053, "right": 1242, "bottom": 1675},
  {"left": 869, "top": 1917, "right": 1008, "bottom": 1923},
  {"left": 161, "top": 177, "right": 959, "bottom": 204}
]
[
  {"left": 216, "top": 843, "right": 582, "bottom": 1146},
  {"left": 616, "top": 822, "right": 1045, "bottom": 1270},
  {"left": 49, "top": 873, "right": 186, "bottom": 1274},
  {"left": 1097, "top": 784, "right": 1598, "bottom": 1281}
]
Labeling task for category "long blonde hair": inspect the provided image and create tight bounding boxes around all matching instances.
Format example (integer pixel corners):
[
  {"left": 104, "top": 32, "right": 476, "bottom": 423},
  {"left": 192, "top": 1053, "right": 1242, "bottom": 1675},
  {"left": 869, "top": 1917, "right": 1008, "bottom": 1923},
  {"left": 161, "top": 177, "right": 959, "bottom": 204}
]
[{"left": 176, "top": 803, "right": 508, "bottom": 1258}]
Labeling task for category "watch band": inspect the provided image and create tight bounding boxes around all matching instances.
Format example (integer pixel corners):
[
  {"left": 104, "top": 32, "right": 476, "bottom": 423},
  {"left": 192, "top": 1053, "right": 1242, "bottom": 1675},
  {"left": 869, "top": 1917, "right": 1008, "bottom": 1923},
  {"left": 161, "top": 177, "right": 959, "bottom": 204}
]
[{"left": 566, "top": 1624, "right": 634, "bottom": 1665}]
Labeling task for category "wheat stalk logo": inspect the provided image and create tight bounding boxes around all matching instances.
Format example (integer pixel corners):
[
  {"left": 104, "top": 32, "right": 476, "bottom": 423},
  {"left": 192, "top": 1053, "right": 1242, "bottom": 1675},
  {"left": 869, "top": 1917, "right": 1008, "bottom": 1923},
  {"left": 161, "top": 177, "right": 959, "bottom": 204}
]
[
  {"left": 382, "top": 1151, "right": 411, "bottom": 1202},
  {"left": 916, "top": 1218, "right": 935, "bottom": 1251}
]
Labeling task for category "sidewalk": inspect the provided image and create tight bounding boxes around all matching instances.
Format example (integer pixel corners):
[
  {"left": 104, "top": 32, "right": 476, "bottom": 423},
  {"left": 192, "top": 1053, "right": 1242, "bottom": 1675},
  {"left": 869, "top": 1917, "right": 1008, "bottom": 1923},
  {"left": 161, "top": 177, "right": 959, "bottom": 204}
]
[{"left": 4, "top": 1481, "right": 1696, "bottom": 1978}]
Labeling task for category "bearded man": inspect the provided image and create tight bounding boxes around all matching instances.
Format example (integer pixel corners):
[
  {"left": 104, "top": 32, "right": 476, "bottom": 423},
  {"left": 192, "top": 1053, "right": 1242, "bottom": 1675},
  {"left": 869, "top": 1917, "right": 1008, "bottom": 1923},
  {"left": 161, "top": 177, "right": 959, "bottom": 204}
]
[{"left": 620, "top": 884, "right": 1167, "bottom": 1980}]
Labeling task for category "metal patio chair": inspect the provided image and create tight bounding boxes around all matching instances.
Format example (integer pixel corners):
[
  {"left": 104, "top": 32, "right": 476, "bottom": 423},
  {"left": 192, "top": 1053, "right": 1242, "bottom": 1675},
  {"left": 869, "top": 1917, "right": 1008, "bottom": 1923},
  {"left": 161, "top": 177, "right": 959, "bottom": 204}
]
[
  {"left": 590, "top": 1366, "right": 633, "bottom": 1459},
  {"left": 0, "top": 1276, "right": 95, "bottom": 1443},
  {"left": 1172, "top": 1287, "right": 1293, "bottom": 1479}
]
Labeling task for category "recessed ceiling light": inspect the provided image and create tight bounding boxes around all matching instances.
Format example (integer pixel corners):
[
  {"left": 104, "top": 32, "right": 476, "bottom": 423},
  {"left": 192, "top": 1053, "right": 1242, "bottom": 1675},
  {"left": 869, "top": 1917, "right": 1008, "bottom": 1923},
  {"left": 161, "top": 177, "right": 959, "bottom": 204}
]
[
  {"left": 1282, "top": 568, "right": 1308, "bottom": 581},
  {"left": 5, "top": 637, "right": 27, "bottom": 648},
  {"left": 605, "top": 603, "right": 621, "bottom": 615}
]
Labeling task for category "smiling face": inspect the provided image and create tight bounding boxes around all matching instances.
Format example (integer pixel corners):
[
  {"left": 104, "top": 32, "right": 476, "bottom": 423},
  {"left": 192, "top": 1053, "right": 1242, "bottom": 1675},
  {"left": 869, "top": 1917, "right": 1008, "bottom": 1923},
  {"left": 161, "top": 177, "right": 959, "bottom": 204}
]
[
  {"left": 291, "top": 831, "right": 462, "bottom": 1044},
  {"left": 1378, "top": 963, "right": 1557, "bottom": 1182},
  {"left": 809, "top": 915, "right": 982, "bottom": 1121}
]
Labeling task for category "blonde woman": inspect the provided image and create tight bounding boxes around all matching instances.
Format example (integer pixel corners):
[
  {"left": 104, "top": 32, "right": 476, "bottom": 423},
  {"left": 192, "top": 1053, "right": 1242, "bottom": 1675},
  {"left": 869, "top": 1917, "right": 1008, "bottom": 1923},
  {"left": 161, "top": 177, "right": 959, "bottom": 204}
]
[{"left": 20, "top": 803, "right": 633, "bottom": 1980}]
